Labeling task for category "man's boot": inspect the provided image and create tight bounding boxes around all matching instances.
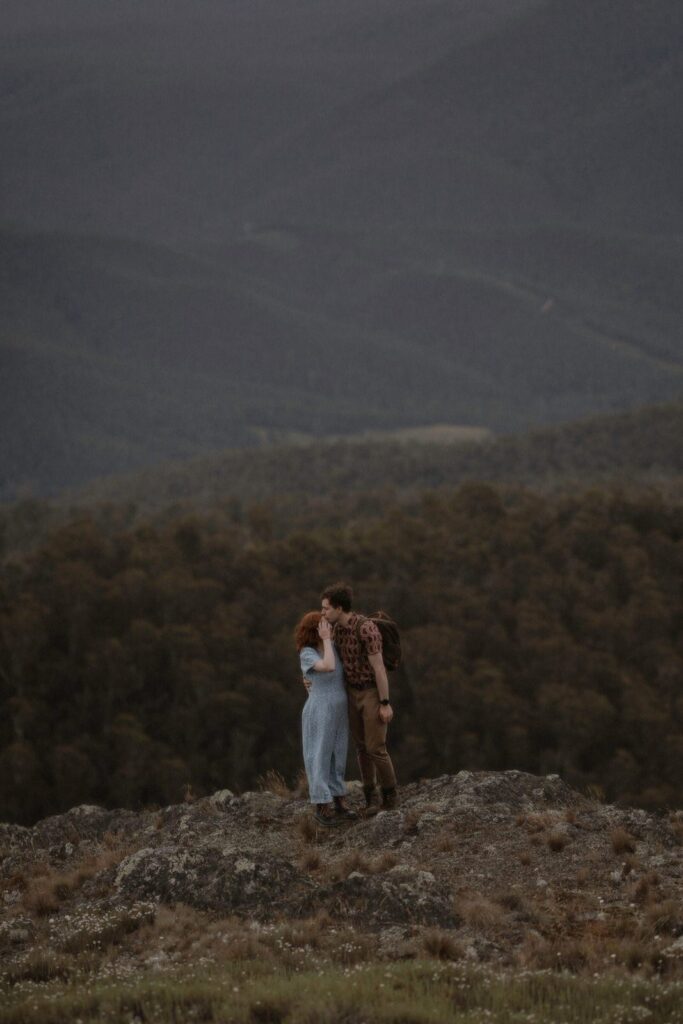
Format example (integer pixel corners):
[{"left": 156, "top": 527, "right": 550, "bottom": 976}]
[
  {"left": 381, "top": 787, "right": 398, "bottom": 811},
  {"left": 363, "top": 784, "right": 380, "bottom": 816}
]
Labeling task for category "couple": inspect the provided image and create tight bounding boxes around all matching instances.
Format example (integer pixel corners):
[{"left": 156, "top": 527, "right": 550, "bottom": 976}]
[{"left": 295, "top": 582, "right": 397, "bottom": 827}]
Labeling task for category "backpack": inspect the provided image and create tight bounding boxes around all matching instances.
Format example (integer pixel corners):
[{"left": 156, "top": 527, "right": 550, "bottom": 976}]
[{"left": 355, "top": 611, "right": 402, "bottom": 672}]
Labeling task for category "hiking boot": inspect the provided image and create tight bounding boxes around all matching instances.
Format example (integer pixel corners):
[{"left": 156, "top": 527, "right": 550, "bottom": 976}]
[
  {"left": 363, "top": 784, "right": 381, "bottom": 817},
  {"left": 381, "top": 787, "right": 398, "bottom": 811},
  {"left": 334, "top": 796, "right": 358, "bottom": 821},
  {"left": 313, "top": 803, "right": 341, "bottom": 827}
]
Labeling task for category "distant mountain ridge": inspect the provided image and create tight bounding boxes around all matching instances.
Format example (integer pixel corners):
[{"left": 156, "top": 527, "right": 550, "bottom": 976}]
[{"left": 1, "top": 0, "right": 682, "bottom": 494}]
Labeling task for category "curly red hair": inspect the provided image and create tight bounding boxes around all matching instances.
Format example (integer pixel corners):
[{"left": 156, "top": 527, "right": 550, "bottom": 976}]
[{"left": 295, "top": 611, "right": 321, "bottom": 652}]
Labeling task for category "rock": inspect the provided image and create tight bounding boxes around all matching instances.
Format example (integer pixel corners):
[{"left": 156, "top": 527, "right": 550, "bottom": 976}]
[
  {"left": 114, "top": 844, "right": 313, "bottom": 915},
  {"left": 209, "top": 790, "right": 235, "bottom": 807},
  {"left": 327, "top": 863, "right": 453, "bottom": 928},
  {"left": 0, "top": 917, "right": 35, "bottom": 947}
]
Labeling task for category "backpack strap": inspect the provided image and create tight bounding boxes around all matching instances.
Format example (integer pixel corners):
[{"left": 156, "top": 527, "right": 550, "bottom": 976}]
[{"left": 355, "top": 614, "right": 370, "bottom": 653}]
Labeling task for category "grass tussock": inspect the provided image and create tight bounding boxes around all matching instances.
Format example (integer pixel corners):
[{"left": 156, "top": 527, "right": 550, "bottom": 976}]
[
  {"left": 630, "top": 872, "right": 661, "bottom": 905},
  {"left": 433, "top": 834, "right": 455, "bottom": 853},
  {"left": 4, "top": 950, "right": 73, "bottom": 986},
  {"left": 516, "top": 812, "right": 550, "bottom": 833},
  {"left": 454, "top": 893, "right": 506, "bottom": 930},
  {"left": 402, "top": 809, "right": 421, "bottom": 834},
  {"left": 19, "top": 847, "right": 135, "bottom": 919},
  {"left": 611, "top": 828, "right": 637, "bottom": 855},
  {"left": 326, "top": 851, "right": 398, "bottom": 882},
  {"left": 644, "top": 900, "right": 682, "bottom": 936},
  {"left": 518, "top": 925, "right": 673, "bottom": 976},
  {"left": 257, "top": 770, "right": 292, "bottom": 799},
  {"left": 299, "top": 849, "right": 322, "bottom": 872},
  {"left": 296, "top": 814, "right": 318, "bottom": 844},
  {"left": 422, "top": 928, "right": 464, "bottom": 962},
  {"left": 547, "top": 831, "right": 570, "bottom": 852}
]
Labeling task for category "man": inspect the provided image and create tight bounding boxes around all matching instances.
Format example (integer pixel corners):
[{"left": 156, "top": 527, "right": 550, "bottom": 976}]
[{"left": 320, "top": 581, "right": 398, "bottom": 812}]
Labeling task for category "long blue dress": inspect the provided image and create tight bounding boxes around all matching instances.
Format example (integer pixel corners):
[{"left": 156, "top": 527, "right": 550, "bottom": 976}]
[{"left": 300, "top": 644, "right": 349, "bottom": 804}]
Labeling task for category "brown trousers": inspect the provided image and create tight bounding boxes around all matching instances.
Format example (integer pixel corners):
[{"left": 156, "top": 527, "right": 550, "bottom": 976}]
[{"left": 347, "top": 687, "right": 397, "bottom": 790}]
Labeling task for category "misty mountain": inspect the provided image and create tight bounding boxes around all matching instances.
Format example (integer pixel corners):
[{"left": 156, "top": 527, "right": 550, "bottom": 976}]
[
  {"left": 3, "top": 0, "right": 681, "bottom": 241},
  {"left": 1, "top": 0, "right": 682, "bottom": 495},
  {"left": 2, "top": 223, "right": 681, "bottom": 498}
]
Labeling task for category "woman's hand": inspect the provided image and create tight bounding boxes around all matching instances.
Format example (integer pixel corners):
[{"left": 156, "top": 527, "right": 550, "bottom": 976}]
[{"left": 318, "top": 618, "right": 332, "bottom": 641}]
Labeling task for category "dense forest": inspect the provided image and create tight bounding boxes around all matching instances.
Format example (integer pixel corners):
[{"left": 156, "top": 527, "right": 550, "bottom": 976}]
[{"left": 1, "top": 483, "right": 681, "bottom": 825}]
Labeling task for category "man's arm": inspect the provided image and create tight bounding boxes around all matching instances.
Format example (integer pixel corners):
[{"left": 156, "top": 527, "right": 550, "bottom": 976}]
[{"left": 368, "top": 651, "right": 393, "bottom": 723}]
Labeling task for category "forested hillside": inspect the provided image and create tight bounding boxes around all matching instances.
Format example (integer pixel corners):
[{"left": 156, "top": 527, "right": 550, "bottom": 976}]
[
  {"left": 74, "top": 401, "right": 683, "bottom": 513},
  {"left": 2, "top": 402, "right": 681, "bottom": 559},
  {"left": 1, "top": 484, "right": 681, "bottom": 825}
]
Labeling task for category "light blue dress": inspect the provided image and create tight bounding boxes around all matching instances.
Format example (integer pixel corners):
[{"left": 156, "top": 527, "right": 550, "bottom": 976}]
[{"left": 300, "top": 644, "right": 349, "bottom": 804}]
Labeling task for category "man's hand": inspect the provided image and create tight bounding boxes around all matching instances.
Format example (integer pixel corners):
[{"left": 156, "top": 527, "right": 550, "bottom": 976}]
[
  {"left": 378, "top": 703, "right": 393, "bottom": 724},
  {"left": 302, "top": 676, "right": 311, "bottom": 693}
]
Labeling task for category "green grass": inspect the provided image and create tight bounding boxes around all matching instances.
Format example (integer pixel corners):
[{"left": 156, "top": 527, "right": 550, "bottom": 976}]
[{"left": 2, "top": 961, "right": 682, "bottom": 1024}]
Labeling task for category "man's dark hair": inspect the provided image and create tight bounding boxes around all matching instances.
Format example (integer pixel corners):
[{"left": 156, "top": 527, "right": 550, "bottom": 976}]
[{"left": 321, "top": 582, "right": 353, "bottom": 612}]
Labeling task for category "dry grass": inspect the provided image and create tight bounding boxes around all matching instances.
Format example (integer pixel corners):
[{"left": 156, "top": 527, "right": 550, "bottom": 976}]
[
  {"left": 325, "top": 850, "right": 398, "bottom": 882},
  {"left": 630, "top": 872, "right": 661, "bottom": 905},
  {"left": 258, "top": 770, "right": 292, "bottom": 799},
  {"left": 621, "top": 854, "right": 639, "bottom": 876},
  {"left": 454, "top": 892, "right": 506, "bottom": 929},
  {"left": 517, "top": 812, "right": 550, "bottom": 833},
  {"left": 278, "top": 912, "right": 331, "bottom": 950},
  {"left": 422, "top": 927, "right": 464, "bottom": 961},
  {"left": 4, "top": 951, "right": 73, "bottom": 985},
  {"left": 21, "top": 880, "right": 61, "bottom": 917},
  {"left": 133, "top": 906, "right": 267, "bottom": 964},
  {"left": 18, "top": 846, "right": 136, "bottom": 919},
  {"left": 292, "top": 769, "right": 309, "bottom": 800},
  {"left": 296, "top": 814, "right": 318, "bottom": 844},
  {"left": 497, "top": 891, "right": 528, "bottom": 914},
  {"left": 645, "top": 900, "right": 682, "bottom": 936},
  {"left": 547, "top": 831, "right": 570, "bottom": 852},
  {"left": 60, "top": 905, "right": 155, "bottom": 955},
  {"left": 5, "top": 870, "right": 29, "bottom": 893},
  {"left": 402, "top": 809, "right": 421, "bottom": 833},
  {"left": 131, "top": 908, "right": 381, "bottom": 970},
  {"left": 516, "top": 919, "right": 674, "bottom": 976},
  {"left": 433, "top": 832, "right": 455, "bottom": 853},
  {"left": 611, "top": 828, "right": 636, "bottom": 855},
  {"left": 372, "top": 852, "right": 399, "bottom": 873},
  {"left": 299, "top": 849, "right": 322, "bottom": 872}
]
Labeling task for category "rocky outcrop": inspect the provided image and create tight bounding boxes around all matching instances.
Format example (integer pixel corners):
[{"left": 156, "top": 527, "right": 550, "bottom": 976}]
[{"left": 1, "top": 771, "right": 682, "bottom": 973}]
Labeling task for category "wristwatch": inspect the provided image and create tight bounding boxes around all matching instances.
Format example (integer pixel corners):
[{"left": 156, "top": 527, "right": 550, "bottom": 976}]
[{"left": 379, "top": 699, "right": 391, "bottom": 706}]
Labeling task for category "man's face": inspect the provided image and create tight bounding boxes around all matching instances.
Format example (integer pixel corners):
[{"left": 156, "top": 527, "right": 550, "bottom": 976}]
[{"left": 321, "top": 598, "right": 342, "bottom": 624}]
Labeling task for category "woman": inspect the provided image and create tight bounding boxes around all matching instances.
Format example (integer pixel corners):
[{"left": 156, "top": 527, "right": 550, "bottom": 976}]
[{"left": 296, "top": 611, "right": 357, "bottom": 826}]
